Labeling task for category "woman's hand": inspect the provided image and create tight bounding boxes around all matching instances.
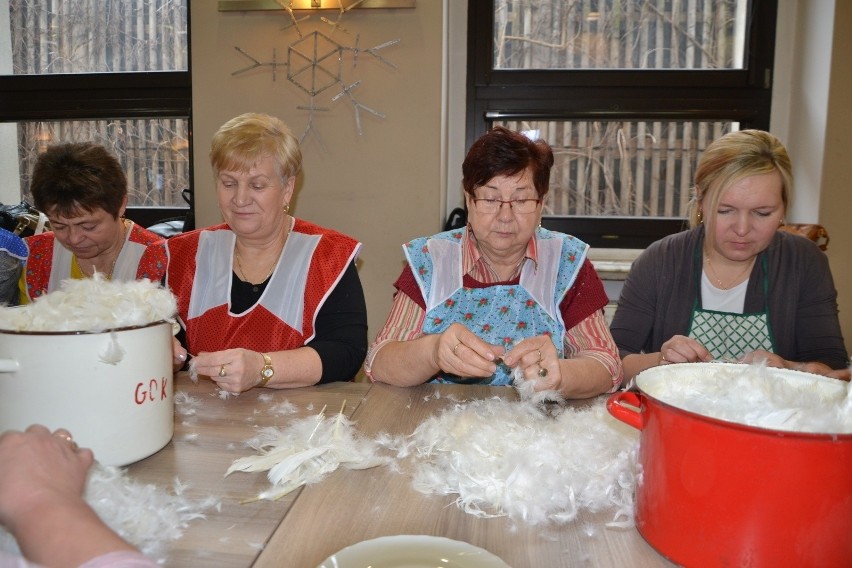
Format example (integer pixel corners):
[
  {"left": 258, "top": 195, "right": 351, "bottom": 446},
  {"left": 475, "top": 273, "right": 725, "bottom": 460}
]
[
  {"left": 826, "top": 367, "right": 852, "bottom": 381},
  {"left": 742, "top": 350, "right": 852, "bottom": 381},
  {"left": 503, "top": 335, "right": 559, "bottom": 391},
  {"left": 436, "top": 322, "right": 504, "bottom": 379},
  {"left": 623, "top": 335, "right": 711, "bottom": 382},
  {"left": 193, "top": 348, "right": 266, "bottom": 393},
  {"left": 659, "top": 335, "right": 713, "bottom": 364},
  {"left": 0, "top": 426, "right": 141, "bottom": 566},
  {"left": 739, "top": 349, "right": 788, "bottom": 369},
  {"left": 172, "top": 336, "right": 188, "bottom": 371},
  {"left": 0, "top": 425, "right": 93, "bottom": 532},
  {"left": 504, "top": 335, "right": 614, "bottom": 398}
]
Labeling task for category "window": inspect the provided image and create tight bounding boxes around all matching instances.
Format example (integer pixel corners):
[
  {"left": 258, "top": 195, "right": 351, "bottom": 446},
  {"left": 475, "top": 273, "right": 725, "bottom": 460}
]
[
  {"left": 0, "top": 0, "right": 192, "bottom": 229},
  {"left": 467, "top": 0, "right": 777, "bottom": 248}
]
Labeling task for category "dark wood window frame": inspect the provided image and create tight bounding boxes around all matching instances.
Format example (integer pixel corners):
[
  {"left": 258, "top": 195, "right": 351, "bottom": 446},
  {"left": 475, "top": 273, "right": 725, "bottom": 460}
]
[
  {"left": 466, "top": 0, "right": 778, "bottom": 249},
  {"left": 0, "top": 16, "right": 193, "bottom": 230}
]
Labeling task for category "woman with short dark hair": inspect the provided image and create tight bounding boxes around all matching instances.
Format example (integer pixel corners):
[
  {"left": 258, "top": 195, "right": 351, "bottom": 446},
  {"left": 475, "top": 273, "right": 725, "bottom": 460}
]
[{"left": 19, "top": 142, "right": 167, "bottom": 303}]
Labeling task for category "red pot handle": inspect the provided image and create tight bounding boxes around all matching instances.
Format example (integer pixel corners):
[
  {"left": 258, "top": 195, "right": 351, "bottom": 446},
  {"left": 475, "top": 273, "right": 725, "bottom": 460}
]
[{"left": 606, "top": 391, "right": 645, "bottom": 431}]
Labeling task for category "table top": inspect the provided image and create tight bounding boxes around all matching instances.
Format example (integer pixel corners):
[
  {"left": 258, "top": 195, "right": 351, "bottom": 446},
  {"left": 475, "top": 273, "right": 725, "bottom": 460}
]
[
  {"left": 126, "top": 374, "right": 371, "bottom": 567},
  {"left": 127, "top": 374, "right": 673, "bottom": 567}
]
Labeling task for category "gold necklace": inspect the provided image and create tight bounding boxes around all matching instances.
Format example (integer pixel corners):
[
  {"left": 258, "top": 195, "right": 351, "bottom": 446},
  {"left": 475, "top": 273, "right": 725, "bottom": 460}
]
[
  {"left": 704, "top": 255, "right": 753, "bottom": 290},
  {"left": 233, "top": 226, "right": 289, "bottom": 291},
  {"left": 234, "top": 249, "right": 277, "bottom": 287}
]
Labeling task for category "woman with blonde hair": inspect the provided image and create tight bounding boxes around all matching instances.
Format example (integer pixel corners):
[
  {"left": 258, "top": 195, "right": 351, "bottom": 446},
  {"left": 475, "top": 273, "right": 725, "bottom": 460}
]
[
  {"left": 167, "top": 113, "right": 367, "bottom": 392},
  {"left": 610, "top": 129, "right": 849, "bottom": 380}
]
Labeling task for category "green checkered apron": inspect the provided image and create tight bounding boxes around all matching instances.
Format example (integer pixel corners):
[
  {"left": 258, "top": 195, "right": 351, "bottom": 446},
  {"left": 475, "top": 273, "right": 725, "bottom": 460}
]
[{"left": 687, "top": 255, "right": 776, "bottom": 361}]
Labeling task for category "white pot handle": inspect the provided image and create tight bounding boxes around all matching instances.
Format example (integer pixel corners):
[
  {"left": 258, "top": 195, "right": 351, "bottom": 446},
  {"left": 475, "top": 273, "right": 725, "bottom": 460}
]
[{"left": 0, "top": 359, "right": 20, "bottom": 373}]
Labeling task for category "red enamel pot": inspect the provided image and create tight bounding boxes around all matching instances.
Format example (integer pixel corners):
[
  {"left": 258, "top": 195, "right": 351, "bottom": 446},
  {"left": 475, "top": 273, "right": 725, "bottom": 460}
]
[{"left": 607, "top": 363, "right": 852, "bottom": 568}]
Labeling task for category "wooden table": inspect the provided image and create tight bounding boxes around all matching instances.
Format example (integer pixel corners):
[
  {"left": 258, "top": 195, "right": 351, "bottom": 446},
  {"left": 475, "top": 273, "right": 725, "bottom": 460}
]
[
  {"left": 127, "top": 375, "right": 674, "bottom": 567},
  {"left": 127, "top": 373, "right": 371, "bottom": 567}
]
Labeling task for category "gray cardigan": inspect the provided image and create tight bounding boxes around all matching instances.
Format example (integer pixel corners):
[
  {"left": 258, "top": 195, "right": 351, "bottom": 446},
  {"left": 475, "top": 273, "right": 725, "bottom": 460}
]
[{"left": 610, "top": 227, "right": 849, "bottom": 369}]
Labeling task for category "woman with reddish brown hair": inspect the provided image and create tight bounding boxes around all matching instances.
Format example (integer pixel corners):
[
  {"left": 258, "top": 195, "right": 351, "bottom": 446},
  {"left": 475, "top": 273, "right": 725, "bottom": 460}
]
[{"left": 366, "top": 127, "right": 622, "bottom": 399}]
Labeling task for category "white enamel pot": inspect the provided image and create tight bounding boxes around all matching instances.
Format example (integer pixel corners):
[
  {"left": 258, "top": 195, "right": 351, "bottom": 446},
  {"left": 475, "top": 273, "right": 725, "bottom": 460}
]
[{"left": 0, "top": 320, "right": 174, "bottom": 466}]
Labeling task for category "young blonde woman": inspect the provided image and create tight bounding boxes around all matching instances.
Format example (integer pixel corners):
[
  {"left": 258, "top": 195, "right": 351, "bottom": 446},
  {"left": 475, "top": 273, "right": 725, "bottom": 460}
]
[{"left": 611, "top": 129, "right": 849, "bottom": 381}]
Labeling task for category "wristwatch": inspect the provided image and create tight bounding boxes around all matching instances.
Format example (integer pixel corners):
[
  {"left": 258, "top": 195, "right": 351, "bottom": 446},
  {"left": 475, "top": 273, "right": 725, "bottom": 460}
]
[{"left": 259, "top": 353, "right": 274, "bottom": 387}]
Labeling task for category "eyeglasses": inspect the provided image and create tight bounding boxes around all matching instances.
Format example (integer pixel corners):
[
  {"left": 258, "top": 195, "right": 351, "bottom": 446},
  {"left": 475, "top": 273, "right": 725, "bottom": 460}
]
[{"left": 471, "top": 198, "right": 541, "bottom": 214}]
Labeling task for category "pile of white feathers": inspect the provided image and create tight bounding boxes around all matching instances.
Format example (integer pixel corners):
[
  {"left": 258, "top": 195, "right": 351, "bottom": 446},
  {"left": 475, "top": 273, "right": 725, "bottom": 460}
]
[
  {"left": 226, "top": 377, "right": 640, "bottom": 528},
  {"left": 0, "top": 276, "right": 177, "bottom": 332},
  {"left": 638, "top": 362, "right": 852, "bottom": 434},
  {"left": 390, "top": 395, "right": 639, "bottom": 527},
  {"left": 0, "top": 463, "right": 218, "bottom": 564},
  {"left": 225, "top": 403, "right": 392, "bottom": 502}
]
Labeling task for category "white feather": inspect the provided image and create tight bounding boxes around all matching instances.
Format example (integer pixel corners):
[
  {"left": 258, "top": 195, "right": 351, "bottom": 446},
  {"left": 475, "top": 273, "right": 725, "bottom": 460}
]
[
  {"left": 639, "top": 362, "right": 851, "bottom": 433},
  {"left": 392, "top": 396, "right": 640, "bottom": 527},
  {"left": 0, "top": 463, "right": 218, "bottom": 564},
  {"left": 0, "top": 275, "right": 177, "bottom": 332},
  {"left": 227, "top": 410, "right": 391, "bottom": 502},
  {"left": 98, "top": 331, "right": 126, "bottom": 364},
  {"left": 511, "top": 365, "right": 564, "bottom": 405}
]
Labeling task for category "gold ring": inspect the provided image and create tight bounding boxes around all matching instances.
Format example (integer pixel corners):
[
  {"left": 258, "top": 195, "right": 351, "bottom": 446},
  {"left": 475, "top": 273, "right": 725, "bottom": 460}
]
[
  {"left": 55, "top": 433, "right": 78, "bottom": 450},
  {"left": 536, "top": 349, "right": 543, "bottom": 363},
  {"left": 537, "top": 365, "right": 548, "bottom": 378},
  {"left": 453, "top": 342, "right": 462, "bottom": 357},
  {"left": 219, "top": 364, "right": 227, "bottom": 377}
]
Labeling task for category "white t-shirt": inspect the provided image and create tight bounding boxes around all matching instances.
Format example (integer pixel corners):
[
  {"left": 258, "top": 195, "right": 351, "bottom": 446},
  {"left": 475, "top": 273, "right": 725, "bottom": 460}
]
[{"left": 700, "top": 270, "right": 748, "bottom": 313}]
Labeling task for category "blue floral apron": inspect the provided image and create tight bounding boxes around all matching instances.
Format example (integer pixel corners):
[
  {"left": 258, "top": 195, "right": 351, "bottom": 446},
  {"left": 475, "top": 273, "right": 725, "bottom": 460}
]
[{"left": 404, "top": 228, "right": 588, "bottom": 384}]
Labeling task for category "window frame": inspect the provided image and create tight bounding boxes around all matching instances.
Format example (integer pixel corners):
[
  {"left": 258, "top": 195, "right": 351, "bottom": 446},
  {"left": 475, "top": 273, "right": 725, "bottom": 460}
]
[
  {"left": 0, "top": 6, "right": 193, "bottom": 230},
  {"left": 466, "top": 0, "right": 778, "bottom": 249}
]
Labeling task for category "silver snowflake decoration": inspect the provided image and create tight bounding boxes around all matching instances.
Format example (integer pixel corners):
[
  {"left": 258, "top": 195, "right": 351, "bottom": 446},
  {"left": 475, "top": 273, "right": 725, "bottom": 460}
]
[{"left": 231, "top": 1, "right": 400, "bottom": 150}]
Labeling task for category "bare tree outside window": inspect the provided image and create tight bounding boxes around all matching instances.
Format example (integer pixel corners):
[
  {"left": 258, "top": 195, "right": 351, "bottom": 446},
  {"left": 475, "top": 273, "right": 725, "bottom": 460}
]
[
  {"left": 496, "top": 119, "right": 734, "bottom": 218},
  {"left": 494, "top": 0, "right": 745, "bottom": 70},
  {"left": 17, "top": 119, "right": 190, "bottom": 210},
  {"left": 491, "top": 0, "right": 746, "bottom": 219},
  {"left": 6, "top": 0, "right": 189, "bottom": 211}
]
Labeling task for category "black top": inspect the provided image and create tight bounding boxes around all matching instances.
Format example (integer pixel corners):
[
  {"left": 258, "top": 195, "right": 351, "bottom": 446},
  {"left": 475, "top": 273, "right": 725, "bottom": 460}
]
[{"left": 178, "top": 261, "right": 368, "bottom": 382}]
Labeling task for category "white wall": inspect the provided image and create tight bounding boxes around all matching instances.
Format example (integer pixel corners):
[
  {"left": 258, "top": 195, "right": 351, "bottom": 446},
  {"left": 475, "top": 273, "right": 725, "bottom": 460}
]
[
  {"left": 819, "top": 0, "right": 852, "bottom": 352},
  {"left": 771, "top": 0, "right": 851, "bottom": 350},
  {"left": 771, "top": 0, "right": 833, "bottom": 222},
  {"left": 191, "top": 1, "right": 445, "bottom": 345},
  {"left": 0, "top": 0, "right": 22, "bottom": 205}
]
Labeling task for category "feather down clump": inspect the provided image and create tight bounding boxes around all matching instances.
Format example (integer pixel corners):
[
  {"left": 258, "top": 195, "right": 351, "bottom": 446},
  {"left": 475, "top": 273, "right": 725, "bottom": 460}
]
[
  {"left": 84, "top": 465, "right": 220, "bottom": 562},
  {"left": 226, "top": 408, "right": 391, "bottom": 501},
  {"left": 0, "top": 463, "right": 218, "bottom": 564},
  {"left": 399, "top": 397, "right": 639, "bottom": 527},
  {"left": 512, "top": 366, "right": 564, "bottom": 407},
  {"left": 0, "top": 275, "right": 177, "bottom": 332},
  {"left": 639, "top": 363, "right": 852, "bottom": 434}
]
